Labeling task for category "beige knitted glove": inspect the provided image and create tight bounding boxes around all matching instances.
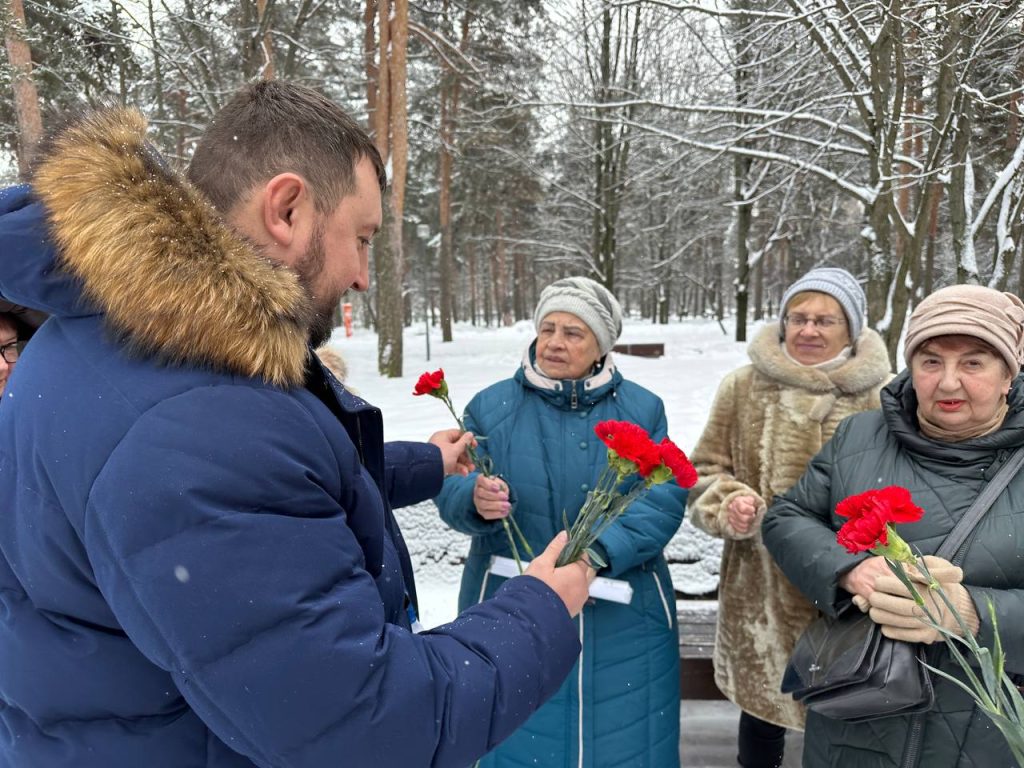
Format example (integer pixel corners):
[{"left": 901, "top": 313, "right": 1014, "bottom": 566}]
[
  {"left": 850, "top": 555, "right": 962, "bottom": 613},
  {"left": 867, "top": 558, "right": 978, "bottom": 643}
]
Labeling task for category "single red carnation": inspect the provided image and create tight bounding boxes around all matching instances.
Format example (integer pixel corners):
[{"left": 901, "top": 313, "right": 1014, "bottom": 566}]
[
  {"left": 594, "top": 420, "right": 662, "bottom": 477},
  {"left": 658, "top": 438, "right": 698, "bottom": 488},
  {"left": 835, "top": 487, "right": 923, "bottom": 554},
  {"left": 413, "top": 368, "right": 446, "bottom": 397}
]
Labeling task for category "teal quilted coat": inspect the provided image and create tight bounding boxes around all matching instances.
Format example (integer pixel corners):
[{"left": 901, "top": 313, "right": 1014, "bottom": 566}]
[{"left": 435, "top": 346, "right": 688, "bottom": 768}]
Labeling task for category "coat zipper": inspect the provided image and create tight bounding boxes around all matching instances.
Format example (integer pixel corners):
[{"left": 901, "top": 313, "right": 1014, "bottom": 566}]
[
  {"left": 900, "top": 639, "right": 930, "bottom": 768},
  {"left": 353, "top": 415, "right": 367, "bottom": 465},
  {"left": 577, "top": 610, "right": 585, "bottom": 768},
  {"left": 900, "top": 713, "right": 924, "bottom": 768},
  {"left": 652, "top": 571, "right": 673, "bottom": 629},
  {"left": 570, "top": 381, "right": 579, "bottom": 410}
]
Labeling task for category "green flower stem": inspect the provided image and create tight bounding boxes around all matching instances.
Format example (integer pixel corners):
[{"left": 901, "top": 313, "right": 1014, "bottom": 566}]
[
  {"left": 881, "top": 546, "right": 1024, "bottom": 759},
  {"left": 505, "top": 510, "right": 534, "bottom": 558},
  {"left": 435, "top": 392, "right": 532, "bottom": 572},
  {"left": 503, "top": 518, "right": 525, "bottom": 574},
  {"left": 556, "top": 464, "right": 644, "bottom": 568}
]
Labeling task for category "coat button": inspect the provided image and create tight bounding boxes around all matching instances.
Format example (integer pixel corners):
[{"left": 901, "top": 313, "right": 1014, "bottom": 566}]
[
  {"left": 579, "top": 412, "right": 587, "bottom": 419},
  {"left": 579, "top": 441, "right": 588, "bottom": 449},
  {"left": 581, "top": 484, "right": 589, "bottom": 491}
]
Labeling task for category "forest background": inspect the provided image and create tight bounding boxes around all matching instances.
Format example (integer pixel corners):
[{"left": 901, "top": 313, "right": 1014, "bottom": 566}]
[{"left": 2, "top": 0, "right": 1023, "bottom": 376}]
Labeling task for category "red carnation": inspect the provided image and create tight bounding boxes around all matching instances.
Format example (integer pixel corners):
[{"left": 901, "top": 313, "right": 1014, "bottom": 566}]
[
  {"left": 658, "top": 438, "right": 698, "bottom": 488},
  {"left": 413, "top": 368, "right": 446, "bottom": 397},
  {"left": 835, "top": 486, "right": 923, "bottom": 554},
  {"left": 594, "top": 420, "right": 662, "bottom": 477}
]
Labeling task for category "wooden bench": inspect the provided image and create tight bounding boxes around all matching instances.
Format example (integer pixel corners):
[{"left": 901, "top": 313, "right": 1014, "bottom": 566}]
[
  {"left": 612, "top": 342, "right": 664, "bottom": 358},
  {"left": 677, "top": 599, "right": 724, "bottom": 700}
]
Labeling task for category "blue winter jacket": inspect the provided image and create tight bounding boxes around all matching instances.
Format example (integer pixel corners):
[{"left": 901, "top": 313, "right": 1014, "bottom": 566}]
[
  {"left": 436, "top": 351, "right": 687, "bottom": 768},
  {"left": 0, "top": 109, "right": 580, "bottom": 768}
]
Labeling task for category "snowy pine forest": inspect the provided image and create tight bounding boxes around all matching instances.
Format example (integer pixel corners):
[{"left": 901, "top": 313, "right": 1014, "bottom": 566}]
[
  {"left": 4, "top": 0, "right": 1022, "bottom": 622},
  {"left": 2, "top": 1, "right": 1024, "bottom": 380}
]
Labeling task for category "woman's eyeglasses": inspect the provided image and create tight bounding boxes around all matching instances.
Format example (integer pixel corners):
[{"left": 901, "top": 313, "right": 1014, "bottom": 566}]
[
  {"left": 783, "top": 314, "right": 845, "bottom": 330},
  {"left": 0, "top": 340, "right": 25, "bottom": 364}
]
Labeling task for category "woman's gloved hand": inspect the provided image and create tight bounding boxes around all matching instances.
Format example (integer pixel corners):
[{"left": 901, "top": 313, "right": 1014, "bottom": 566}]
[
  {"left": 865, "top": 556, "right": 978, "bottom": 643},
  {"left": 850, "top": 555, "right": 962, "bottom": 611}
]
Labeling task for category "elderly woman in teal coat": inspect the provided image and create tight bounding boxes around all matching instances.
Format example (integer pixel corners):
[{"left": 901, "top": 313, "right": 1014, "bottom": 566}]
[{"left": 436, "top": 277, "right": 688, "bottom": 768}]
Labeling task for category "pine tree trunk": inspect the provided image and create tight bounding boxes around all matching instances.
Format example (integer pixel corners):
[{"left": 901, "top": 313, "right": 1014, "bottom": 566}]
[
  {"left": 368, "top": 0, "right": 408, "bottom": 377},
  {"left": 373, "top": 0, "right": 390, "bottom": 162},
  {"left": 468, "top": 240, "right": 477, "bottom": 326},
  {"left": 734, "top": 153, "right": 751, "bottom": 342},
  {"left": 4, "top": 0, "right": 43, "bottom": 176},
  {"left": 256, "top": 0, "right": 275, "bottom": 79},
  {"left": 753, "top": 249, "right": 764, "bottom": 321},
  {"left": 436, "top": 3, "right": 469, "bottom": 343},
  {"left": 494, "top": 210, "right": 512, "bottom": 327},
  {"left": 364, "top": 0, "right": 378, "bottom": 122}
]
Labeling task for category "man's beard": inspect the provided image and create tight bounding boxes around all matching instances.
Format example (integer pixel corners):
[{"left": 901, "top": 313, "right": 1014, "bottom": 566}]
[{"left": 295, "top": 221, "right": 337, "bottom": 348}]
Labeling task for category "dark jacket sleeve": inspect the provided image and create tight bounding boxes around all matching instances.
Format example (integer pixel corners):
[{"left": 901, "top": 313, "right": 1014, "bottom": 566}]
[
  {"left": 595, "top": 398, "right": 688, "bottom": 577},
  {"left": 762, "top": 419, "right": 866, "bottom": 616},
  {"left": 384, "top": 440, "right": 443, "bottom": 509},
  {"left": 435, "top": 393, "right": 508, "bottom": 537},
  {"left": 84, "top": 386, "right": 579, "bottom": 768}
]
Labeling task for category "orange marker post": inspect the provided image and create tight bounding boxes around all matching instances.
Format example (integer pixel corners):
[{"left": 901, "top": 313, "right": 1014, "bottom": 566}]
[{"left": 342, "top": 303, "right": 353, "bottom": 337}]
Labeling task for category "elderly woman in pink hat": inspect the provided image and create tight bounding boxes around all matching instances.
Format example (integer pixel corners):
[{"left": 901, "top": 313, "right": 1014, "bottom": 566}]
[{"left": 764, "top": 285, "right": 1024, "bottom": 768}]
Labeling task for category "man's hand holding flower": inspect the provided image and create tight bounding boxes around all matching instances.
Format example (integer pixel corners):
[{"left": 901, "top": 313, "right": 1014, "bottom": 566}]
[{"left": 429, "top": 429, "right": 476, "bottom": 476}]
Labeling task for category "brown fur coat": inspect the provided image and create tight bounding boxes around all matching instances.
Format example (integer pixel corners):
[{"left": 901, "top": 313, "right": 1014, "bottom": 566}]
[{"left": 687, "top": 324, "right": 892, "bottom": 729}]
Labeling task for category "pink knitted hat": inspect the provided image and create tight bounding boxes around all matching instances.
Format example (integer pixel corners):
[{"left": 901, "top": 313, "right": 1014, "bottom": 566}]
[{"left": 904, "top": 285, "right": 1024, "bottom": 376}]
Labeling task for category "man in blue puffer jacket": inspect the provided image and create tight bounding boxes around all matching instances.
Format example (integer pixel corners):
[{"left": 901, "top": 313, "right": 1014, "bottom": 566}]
[{"left": 0, "top": 82, "right": 592, "bottom": 768}]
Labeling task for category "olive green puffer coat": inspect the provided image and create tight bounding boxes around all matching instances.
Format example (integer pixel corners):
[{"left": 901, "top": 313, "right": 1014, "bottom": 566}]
[{"left": 763, "top": 371, "right": 1024, "bottom": 768}]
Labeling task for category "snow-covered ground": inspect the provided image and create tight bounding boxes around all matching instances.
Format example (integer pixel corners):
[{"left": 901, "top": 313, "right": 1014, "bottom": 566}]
[{"left": 331, "top": 315, "right": 761, "bottom": 628}]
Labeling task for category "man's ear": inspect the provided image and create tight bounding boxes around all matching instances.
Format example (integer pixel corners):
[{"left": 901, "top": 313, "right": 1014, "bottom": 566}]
[{"left": 261, "top": 173, "right": 308, "bottom": 249}]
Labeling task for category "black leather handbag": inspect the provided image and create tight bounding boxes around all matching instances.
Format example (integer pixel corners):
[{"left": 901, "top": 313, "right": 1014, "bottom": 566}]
[
  {"left": 781, "top": 602, "right": 933, "bottom": 722},
  {"left": 781, "top": 447, "right": 1024, "bottom": 723}
]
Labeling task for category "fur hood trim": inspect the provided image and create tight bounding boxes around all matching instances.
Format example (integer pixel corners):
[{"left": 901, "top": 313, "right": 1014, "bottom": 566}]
[
  {"left": 747, "top": 323, "right": 891, "bottom": 394},
  {"left": 32, "top": 108, "right": 313, "bottom": 388}
]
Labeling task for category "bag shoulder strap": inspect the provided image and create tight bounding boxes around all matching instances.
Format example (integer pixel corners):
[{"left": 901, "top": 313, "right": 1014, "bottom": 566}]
[{"left": 935, "top": 446, "right": 1024, "bottom": 563}]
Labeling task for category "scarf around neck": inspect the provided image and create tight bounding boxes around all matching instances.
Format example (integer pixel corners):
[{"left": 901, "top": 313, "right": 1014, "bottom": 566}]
[{"left": 916, "top": 399, "right": 1010, "bottom": 442}]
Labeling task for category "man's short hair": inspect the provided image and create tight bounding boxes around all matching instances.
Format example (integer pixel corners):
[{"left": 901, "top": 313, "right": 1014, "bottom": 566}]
[{"left": 187, "top": 80, "right": 387, "bottom": 215}]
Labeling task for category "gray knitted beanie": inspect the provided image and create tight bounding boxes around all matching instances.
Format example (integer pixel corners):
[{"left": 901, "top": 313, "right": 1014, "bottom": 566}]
[
  {"left": 779, "top": 267, "right": 866, "bottom": 341},
  {"left": 533, "top": 277, "right": 623, "bottom": 355}
]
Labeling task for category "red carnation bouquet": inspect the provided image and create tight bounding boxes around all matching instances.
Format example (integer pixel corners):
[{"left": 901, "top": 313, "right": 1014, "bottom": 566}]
[
  {"left": 556, "top": 419, "right": 697, "bottom": 568},
  {"left": 414, "top": 368, "right": 534, "bottom": 571},
  {"left": 835, "top": 487, "right": 1024, "bottom": 759},
  {"left": 835, "top": 486, "right": 924, "bottom": 562}
]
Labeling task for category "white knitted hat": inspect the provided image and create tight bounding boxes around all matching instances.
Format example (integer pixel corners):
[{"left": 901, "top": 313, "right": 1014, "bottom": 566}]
[{"left": 533, "top": 277, "right": 623, "bottom": 355}]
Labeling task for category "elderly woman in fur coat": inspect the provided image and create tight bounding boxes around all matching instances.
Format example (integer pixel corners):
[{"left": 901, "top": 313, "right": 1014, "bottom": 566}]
[{"left": 687, "top": 267, "right": 892, "bottom": 768}]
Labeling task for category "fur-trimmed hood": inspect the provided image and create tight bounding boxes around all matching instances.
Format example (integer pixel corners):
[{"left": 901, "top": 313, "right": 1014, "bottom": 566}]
[
  {"left": 747, "top": 323, "right": 891, "bottom": 394},
  {"left": 19, "top": 108, "right": 313, "bottom": 387}
]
